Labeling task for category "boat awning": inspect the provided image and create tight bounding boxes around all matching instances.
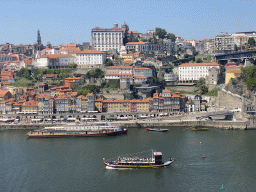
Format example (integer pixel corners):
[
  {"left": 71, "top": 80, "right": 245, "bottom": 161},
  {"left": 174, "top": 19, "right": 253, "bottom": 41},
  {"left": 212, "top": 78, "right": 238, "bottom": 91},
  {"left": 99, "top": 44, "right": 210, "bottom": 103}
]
[
  {"left": 46, "top": 119, "right": 52, "bottom": 121},
  {"left": 32, "top": 119, "right": 42, "bottom": 121},
  {"left": 67, "top": 118, "right": 76, "bottom": 121},
  {"left": 81, "top": 118, "right": 97, "bottom": 120}
]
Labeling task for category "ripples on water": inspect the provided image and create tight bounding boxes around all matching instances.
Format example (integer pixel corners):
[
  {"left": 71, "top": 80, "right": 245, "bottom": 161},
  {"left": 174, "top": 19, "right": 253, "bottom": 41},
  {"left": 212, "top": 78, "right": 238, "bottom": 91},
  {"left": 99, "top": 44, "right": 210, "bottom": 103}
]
[{"left": 1, "top": 128, "right": 256, "bottom": 192}]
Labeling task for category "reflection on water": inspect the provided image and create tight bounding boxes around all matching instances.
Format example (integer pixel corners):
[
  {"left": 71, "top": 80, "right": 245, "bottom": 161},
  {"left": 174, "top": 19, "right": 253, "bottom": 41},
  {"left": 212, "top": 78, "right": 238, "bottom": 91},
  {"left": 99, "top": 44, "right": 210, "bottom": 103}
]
[{"left": 1, "top": 128, "right": 256, "bottom": 192}]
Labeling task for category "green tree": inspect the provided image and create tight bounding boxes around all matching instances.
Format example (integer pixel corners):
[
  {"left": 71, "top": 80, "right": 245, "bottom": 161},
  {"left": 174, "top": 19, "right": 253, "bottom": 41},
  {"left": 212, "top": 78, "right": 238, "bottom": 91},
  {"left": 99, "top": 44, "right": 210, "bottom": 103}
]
[
  {"left": 248, "top": 37, "right": 256, "bottom": 46},
  {"left": 128, "top": 32, "right": 133, "bottom": 42},
  {"left": 123, "top": 29, "right": 129, "bottom": 45},
  {"left": 195, "top": 58, "right": 203, "bottom": 63},
  {"left": 241, "top": 66, "right": 256, "bottom": 90},
  {"left": 197, "top": 77, "right": 205, "bottom": 87},
  {"left": 166, "top": 33, "right": 176, "bottom": 42},
  {"left": 106, "top": 60, "right": 114, "bottom": 66},
  {"left": 132, "top": 37, "right": 139, "bottom": 42},
  {"left": 155, "top": 28, "right": 167, "bottom": 39},
  {"left": 199, "top": 84, "right": 208, "bottom": 95}
]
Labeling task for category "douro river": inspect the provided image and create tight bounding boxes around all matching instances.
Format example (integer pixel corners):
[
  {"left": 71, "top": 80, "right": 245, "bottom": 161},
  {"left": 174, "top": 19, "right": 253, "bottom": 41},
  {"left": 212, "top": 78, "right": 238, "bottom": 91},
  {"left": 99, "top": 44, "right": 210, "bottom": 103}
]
[{"left": 1, "top": 127, "right": 256, "bottom": 192}]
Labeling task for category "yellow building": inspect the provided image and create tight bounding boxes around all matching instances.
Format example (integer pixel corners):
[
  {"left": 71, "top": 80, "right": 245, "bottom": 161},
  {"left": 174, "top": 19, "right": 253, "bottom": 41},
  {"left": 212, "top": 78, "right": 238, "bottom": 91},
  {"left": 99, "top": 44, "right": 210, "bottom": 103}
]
[
  {"left": 22, "top": 100, "right": 38, "bottom": 113},
  {"left": 225, "top": 69, "right": 241, "bottom": 85},
  {"left": 95, "top": 98, "right": 103, "bottom": 112},
  {"left": 120, "top": 54, "right": 134, "bottom": 65},
  {"left": 136, "top": 99, "right": 149, "bottom": 112},
  {"left": 107, "top": 99, "right": 131, "bottom": 113}
]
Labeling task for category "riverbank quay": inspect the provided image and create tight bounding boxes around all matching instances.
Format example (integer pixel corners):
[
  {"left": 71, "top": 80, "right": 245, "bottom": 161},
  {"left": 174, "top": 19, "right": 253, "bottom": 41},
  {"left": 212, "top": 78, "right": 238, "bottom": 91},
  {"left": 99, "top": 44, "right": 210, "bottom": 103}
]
[
  {"left": 119, "top": 120, "right": 248, "bottom": 130},
  {"left": 0, "top": 120, "right": 249, "bottom": 130}
]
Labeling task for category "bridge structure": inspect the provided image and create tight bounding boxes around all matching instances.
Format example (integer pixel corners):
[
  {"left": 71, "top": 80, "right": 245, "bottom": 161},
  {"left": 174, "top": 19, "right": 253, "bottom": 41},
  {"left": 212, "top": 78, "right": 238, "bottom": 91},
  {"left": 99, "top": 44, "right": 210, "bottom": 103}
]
[{"left": 215, "top": 50, "right": 256, "bottom": 62}]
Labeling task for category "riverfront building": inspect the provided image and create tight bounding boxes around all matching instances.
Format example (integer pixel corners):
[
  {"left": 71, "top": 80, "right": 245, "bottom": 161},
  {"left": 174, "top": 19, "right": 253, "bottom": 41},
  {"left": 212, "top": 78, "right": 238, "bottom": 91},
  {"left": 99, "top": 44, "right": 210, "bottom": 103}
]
[{"left": 178, "top": 62, "right": 220, "bottom": 82}]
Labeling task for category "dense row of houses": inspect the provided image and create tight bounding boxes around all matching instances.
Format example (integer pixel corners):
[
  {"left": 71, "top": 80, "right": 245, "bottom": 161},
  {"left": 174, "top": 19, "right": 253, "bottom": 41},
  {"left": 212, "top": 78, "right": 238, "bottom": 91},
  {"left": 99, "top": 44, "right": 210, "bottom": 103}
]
[{"left": 0, "top": 86, "right": 207, "bottom": 115}]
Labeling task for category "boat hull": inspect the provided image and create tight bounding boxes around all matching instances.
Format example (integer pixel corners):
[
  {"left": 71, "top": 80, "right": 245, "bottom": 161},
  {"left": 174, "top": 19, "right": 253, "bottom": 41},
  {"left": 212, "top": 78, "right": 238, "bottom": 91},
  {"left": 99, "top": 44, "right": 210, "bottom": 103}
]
[
  {"left": 192, "top": 128, "right": 208, "bottom": 131},
  {"left": 103, "top": 160, "right": 174, "bottom": 169},
  {"left": 26, "top": 131, "right": 119, "bottom": 138}
]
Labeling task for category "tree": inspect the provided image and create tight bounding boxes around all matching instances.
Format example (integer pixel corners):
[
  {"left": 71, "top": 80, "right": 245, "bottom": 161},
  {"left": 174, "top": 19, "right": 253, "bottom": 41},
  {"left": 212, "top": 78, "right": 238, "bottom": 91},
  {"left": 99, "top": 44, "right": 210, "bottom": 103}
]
[
  {"left": 197, "top": 77, "right": 205, "bottom": 87},
  {"left": 132, "top": 37, "right": 139, "bottom": 42},
  {"left": 166, "top": 33, "right": 176, "bottom": 42},
  {"left": 248, "top": 37, "right": 256, "bottom": 46},
  {"left": 106, "top": 60, "right": 114, "bottom": 66},
  {"left": 123, "top": 30, "right": 129, "bottom": 45},
  {"left": 155, "top": 28, "right": 167, "bottom": 39},
  {"left": 199, "top": 84, "right": 208, "bottom": 95},
  {"left": 195, "top": 58, "right": 203, "bottom": 63},
  {"left": 241, "top": 66, "right": 256, "bottom": 90},
  {"left": 128, "top": 32, "right": 133, "bottom": 42}
]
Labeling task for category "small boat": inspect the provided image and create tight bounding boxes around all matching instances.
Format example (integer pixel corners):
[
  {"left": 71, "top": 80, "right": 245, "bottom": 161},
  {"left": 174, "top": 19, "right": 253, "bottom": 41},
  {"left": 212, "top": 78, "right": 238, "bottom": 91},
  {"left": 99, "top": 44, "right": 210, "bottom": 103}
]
[
  {"left": 145, "top": 128, "right": 169, "bottom": 132},
  {"left": 220, "top": 184, "right": 225, "bottom": 190},
  {"left": 103, "top": 150, "right": 174, "bottom": 169},
  {"left": 191, "top": 127, "right": 208, "bottom": 131}
]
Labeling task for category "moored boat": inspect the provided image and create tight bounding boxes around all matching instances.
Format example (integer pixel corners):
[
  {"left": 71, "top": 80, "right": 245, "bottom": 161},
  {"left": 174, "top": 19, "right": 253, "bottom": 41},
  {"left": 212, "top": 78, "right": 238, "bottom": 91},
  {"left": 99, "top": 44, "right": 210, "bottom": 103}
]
[
  {"left": 26, "top": 123, "right": 126, "bottom": 138},
  {"left": 103, "top": 150, "right": 174, "bottom": 169},
  {"left": 191, "top": 127, "right": 208, "bottom": 131},
  {"left": 145, "top": 128, "right": 169, "bottom": 132}
]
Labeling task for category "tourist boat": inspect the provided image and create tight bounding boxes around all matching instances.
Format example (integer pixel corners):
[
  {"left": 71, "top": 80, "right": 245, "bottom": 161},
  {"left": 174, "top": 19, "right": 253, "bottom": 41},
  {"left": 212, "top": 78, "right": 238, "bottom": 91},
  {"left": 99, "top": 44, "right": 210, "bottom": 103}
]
[
  {"left": 26, "top": 124, "right": 126, "bottom": 138},
  {"left": 145, "top": 128, "right": 169, "bottom": 132},
  {"left": 103, "top": 150, "right": 174, "bottom": 169}
]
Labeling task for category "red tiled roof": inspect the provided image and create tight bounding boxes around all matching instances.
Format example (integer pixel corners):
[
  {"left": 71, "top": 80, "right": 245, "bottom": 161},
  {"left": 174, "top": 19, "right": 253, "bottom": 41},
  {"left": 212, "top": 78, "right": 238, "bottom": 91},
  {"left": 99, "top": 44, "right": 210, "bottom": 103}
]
[
  {"left": 226, "top": 69, "right": 241, "bottom": 74},
  {"left": 74, "top": 50, "right": 105, "bottom": 54},
  {"left": 179, "top": 62, "right": 219, "bottom": 67}
]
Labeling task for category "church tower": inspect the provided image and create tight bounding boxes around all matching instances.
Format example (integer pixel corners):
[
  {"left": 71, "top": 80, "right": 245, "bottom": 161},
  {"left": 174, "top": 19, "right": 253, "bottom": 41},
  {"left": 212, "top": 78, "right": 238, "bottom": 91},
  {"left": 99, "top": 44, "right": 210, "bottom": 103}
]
[{"left": 37, "top": 29, "right": 42, "bottom": 45}]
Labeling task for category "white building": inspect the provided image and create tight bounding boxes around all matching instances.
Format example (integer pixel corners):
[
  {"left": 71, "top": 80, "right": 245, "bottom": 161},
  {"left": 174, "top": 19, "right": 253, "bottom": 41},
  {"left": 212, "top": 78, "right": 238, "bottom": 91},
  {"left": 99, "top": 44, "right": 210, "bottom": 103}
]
[
  {"left": 164, "top": 73, "right": 178, "bottom": 83},
  {"left": 91, "top": 22, "right": 123, "bottom": 52},
  {"left": 178, "top": 62, "right": 220, "bottom": 82},
  {"left": 73, "top": 50, "right": 106, "bottom": 68},
  {"left": 133, "top": 68, "right": 152, "bottom": 78},
  {"left": 125, "top": 41, "right": 149, "bottom": 54},
  {"left": 35, "top": 48, "right": 60, "bottom": 59},
  {"left": 35, "top": 54, "right": 75, "bottom": 68}
]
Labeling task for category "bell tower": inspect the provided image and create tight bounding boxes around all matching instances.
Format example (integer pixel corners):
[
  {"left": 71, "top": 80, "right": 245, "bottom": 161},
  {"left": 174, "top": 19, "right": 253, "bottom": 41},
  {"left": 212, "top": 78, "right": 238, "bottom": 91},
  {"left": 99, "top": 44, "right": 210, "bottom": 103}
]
[{"left": 37, "top": 29, "right": 42, "bottom": 45}]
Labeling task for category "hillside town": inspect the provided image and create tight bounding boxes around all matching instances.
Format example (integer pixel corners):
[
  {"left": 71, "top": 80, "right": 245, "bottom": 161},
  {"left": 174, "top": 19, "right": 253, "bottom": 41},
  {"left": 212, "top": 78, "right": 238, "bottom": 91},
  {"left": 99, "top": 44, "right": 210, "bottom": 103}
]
[{"left": 1, "top": 23, "right": 256, "bottom": 123}]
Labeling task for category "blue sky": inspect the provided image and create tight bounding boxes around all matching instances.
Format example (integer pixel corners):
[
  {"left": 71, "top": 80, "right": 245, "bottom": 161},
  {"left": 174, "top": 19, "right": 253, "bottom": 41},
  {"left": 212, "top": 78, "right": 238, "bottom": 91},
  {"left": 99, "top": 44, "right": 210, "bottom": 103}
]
[{"left": 0, "top": 0, "right": 255, "bottom": 45}]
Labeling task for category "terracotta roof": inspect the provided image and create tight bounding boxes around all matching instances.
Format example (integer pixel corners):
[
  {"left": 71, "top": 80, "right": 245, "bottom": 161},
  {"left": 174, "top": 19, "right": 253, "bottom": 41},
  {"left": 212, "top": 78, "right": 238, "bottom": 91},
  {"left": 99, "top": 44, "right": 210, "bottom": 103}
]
[
  {"left": 61, "top": 44, "right": 76, "bottom": 47},
  {"left": 22, "top": 100, "right": 38, "bottom": 107},
  {"left": 93, "top": 27, "right": 101, "bottom": 29},
  {"left": 43, "top": 74, "right": 58, "bottom": 78},
  {"left": 236, "top": 36, "right": 247, "bottom": 39},
  {"left": 226, "top": 69, "right": 241, "bottom": 74},
  {"left": 86, "top": 93, "right": 94, "bottom": 97},
  {"left": 128, "top": 31, "right": 139, "bottom": 34},
  {"left": 107, "top": 66, "right": 133, "bottom": 69},
  {"left": 134, "top": 68, "right": 151, "bottom": 70},
  {"left": 134, "top": 76, "right": 147, "bottom": 79},
  {"left": 126, "top": 41, "right": 147, "bottom": 45},
  {"left": 163, "top": 89, "right": 171, "bottom": 93},
  {"left": 179, "top": 62, "right": 219, "bottom": 67},
  {"left": 74, "top": 50, "right": 105, "bottom": 54},
  {"left": 40, "top": 54, "right": 74, "bottom": 59}
]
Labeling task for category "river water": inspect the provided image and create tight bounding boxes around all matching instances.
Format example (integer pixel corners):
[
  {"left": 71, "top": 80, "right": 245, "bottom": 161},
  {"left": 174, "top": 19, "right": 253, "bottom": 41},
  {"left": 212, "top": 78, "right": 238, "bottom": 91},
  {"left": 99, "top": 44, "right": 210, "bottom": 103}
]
[{"left": 1, "top": 127, "right": 256, "bottom": 192}]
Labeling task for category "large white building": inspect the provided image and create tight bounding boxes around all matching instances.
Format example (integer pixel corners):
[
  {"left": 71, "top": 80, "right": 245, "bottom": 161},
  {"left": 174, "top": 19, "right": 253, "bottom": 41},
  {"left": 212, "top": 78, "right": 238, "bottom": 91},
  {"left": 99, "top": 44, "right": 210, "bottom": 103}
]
[
  {"left": 35, "top": 54, "right": 75, "bottom": 68},
  {"left": 178, "top": 62, "right": 220, "bottom": 82},
  {"left": 73, "top": 50, "right": 106, "bottom": 68},
  {"left": 125, "top": 41, "right": 149, "bottom": 54},
  {"left": 91, "top": 22, "right": 123, "bottom": 52}
]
